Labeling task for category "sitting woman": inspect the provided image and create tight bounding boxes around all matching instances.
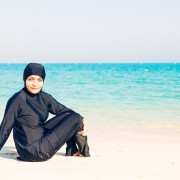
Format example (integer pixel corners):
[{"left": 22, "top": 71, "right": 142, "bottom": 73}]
[{"left": 0, "top": 63, "right": 90, "bottom": 162}]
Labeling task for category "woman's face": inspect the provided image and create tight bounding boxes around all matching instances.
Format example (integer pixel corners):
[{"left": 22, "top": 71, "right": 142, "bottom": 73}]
[{"left": 25, "top": 75, "right": 44, "bottom": 94}]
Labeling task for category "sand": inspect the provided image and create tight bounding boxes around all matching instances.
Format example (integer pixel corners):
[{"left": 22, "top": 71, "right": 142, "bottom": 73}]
[{"left": 0, "top": 131, "right": 180, "bottom": 180}]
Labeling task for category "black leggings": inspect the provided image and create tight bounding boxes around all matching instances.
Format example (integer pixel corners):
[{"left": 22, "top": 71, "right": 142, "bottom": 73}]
[{"left": 44, "top": 113, "right": 90, "bottom": 157}]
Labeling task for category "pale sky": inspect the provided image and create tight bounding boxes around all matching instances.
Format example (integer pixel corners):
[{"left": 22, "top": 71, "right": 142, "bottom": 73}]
[{"left": 0, "top": 0, "right": 179, "bottom": 63}]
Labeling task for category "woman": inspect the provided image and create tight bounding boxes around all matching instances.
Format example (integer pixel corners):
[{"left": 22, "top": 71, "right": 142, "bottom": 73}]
[{"left": 0, "top": 63, "right": 90, "bottom": 162}]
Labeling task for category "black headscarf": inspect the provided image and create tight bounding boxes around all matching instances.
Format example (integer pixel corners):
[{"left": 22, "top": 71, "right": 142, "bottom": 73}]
[{"left": 23, "top": 63, "right": 46, "bottom": 81}]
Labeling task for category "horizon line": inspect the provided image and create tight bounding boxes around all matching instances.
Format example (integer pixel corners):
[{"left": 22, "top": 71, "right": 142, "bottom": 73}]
[{"left": 0, "top": 62, "right": 179, "bottom": 64}]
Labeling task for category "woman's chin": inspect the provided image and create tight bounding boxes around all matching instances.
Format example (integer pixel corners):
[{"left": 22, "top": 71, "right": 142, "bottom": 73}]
[{"left": 29, "top": 89, "right": 41, "bottom": 94}]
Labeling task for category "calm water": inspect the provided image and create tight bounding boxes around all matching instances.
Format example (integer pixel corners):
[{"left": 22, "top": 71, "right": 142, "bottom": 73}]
[{"left": 0, "top": 63, "right": 180, "bottom": 134}]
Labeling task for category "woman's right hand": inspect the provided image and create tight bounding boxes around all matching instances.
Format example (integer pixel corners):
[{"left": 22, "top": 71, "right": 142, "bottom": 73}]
[{"left": 77, "top": 118, "right": 88, "bottom": 136}]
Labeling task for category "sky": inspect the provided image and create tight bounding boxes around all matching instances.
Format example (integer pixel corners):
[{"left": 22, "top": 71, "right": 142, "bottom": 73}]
[{"left": 0, "top": 0, "right": 180, "bottom": 63}]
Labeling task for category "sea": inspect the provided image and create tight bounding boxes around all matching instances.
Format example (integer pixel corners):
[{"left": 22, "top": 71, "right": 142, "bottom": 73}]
[{"left": 0, "top": 63, "right": 180, "bottom": 137}]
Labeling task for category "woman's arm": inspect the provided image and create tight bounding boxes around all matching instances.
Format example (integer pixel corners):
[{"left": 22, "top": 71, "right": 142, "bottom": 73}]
[
  {"left": 0, "top": 94, "right": 20, "bottom": 150},
  {"left": 45, "top": 93, "right": 82, "bottom": 117},
  {"left": 44, "top": 92, "right": 88, "bottom": 135}
]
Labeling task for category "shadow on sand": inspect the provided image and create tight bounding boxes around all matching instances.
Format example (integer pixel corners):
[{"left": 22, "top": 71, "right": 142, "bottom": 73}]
[
  {"left": 0, "top": 146, "right": 66, "bottom": 161},
  {"left": 0, "top": 146, "right": 18, "bottom": 160}
]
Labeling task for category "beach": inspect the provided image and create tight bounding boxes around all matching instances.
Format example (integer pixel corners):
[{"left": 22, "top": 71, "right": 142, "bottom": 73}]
[
  {"left": 0, "top": 0, "right": 180, "bottom": 177},
  {"left": 0, "top": 63, "right": 180, "bottom": 179},
  {"left": 0, "top": 130, "right": 180, "bottom": 180}
]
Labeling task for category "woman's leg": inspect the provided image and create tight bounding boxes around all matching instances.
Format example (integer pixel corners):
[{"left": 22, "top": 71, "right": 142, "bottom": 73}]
[
  {"left": 17, "top": 113, "right": 86, "bottom": 162},
  {"left": 44, "top": 112, "right": 72, "bottom": 130},
  {"left": 50, "top": 114, "right": 90, "bottom": 157},
  {"left": 42, "top": 113, "right": 90, "bottom": 159},
  {"left": 74, "top": 134, "right": 90, "bottom": 157},
  {"left": 65, "top": 137, "right": 79, "bottom": 156},
  {"left": 42, "top": 113, "right": 83, "bottom": 155},
  {"left": 45, "top": 113, "right": 80, "bottom": 155}
]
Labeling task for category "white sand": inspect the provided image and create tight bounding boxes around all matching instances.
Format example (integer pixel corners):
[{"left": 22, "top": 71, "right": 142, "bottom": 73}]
[{"left": 0, "top": 131, "right": 180, "bottom": 180}]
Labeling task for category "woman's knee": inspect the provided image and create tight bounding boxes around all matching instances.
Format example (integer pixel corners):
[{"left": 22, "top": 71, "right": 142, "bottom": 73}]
[{"left": 74, "top": 114, "right": 83, "bottom": 129}]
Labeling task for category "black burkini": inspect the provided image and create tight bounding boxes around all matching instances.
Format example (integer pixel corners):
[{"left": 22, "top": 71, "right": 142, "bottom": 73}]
[{"left": 0, "top": 63, "right": 90, "bottom": 162}]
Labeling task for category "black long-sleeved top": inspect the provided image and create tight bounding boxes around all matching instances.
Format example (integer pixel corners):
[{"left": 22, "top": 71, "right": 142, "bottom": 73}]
[{"left": 0, "top": 88, "right": 81, "bottom": 161}]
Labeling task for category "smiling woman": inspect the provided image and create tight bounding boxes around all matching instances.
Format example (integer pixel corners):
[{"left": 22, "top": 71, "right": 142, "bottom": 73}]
[
  {"left": 0, "top": 63, "right": 90, "bottom": 162},
  {"left": 26, "top": 75, "right": 44, "bottom": 94}
]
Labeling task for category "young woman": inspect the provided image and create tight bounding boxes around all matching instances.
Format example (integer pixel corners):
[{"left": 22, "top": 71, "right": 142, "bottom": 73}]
[{"left": 0, "top": 63, "right": 90, "bottom": 162}]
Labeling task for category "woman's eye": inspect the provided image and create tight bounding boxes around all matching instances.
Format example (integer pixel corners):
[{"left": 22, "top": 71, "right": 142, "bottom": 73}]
[
  {"left": 28, "top": 78, "right": 33, "bottom": 81},
  {"left": 38, "top": 79, "right": 43, "bottom": 82}
]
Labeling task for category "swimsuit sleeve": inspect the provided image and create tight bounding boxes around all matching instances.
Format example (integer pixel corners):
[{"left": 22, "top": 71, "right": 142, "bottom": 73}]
[
  {"left": 46, "top": 94, "right": 83, "bottom": 118},
  {"left": 0, "top": 95, "right": 20, "bottom": 150}
]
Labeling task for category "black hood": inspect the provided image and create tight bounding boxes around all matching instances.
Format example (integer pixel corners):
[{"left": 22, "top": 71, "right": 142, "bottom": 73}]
[{"left": 23, "top": 63, "right": 46, "bottom": 81}]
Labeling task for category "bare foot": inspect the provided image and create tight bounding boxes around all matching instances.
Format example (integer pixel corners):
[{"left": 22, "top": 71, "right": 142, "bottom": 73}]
[
  {"left": 73, "top": 151, "right": 80, "bottom": 156},
  {"left": 79, "top": 153, "right": 85, "bottom": 157},
  {"left": 72, "top": 151, "right": 86, "bottom": 157}
]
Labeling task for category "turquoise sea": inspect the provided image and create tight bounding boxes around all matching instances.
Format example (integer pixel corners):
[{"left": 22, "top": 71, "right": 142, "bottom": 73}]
[{"left": 0, "top": 63, "right": 180, "bottom": 136}]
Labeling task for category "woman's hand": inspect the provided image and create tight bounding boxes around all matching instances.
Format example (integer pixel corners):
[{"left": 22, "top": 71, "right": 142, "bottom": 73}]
[{"left": 77, "top": 118, "right": 88, "bottom": 136}]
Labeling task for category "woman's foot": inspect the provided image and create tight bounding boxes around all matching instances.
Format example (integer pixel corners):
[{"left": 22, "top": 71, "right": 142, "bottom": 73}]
[
  {"left": 72, "top": 150, "right": 87, "bottom": 157},
  {"left": 79, "top": 153, "right": 86, "bottom": 157},
  {"left": 74, "top": 134, "right": 90, "bottom": 157},
  {"left": 72, "top": 151, "right": 80, "bottom": 156}
]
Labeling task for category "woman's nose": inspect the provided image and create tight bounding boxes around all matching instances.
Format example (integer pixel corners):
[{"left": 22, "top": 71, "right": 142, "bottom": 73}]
[{"left": 32, "top": 80, "right": 38, "bottom": 86}]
